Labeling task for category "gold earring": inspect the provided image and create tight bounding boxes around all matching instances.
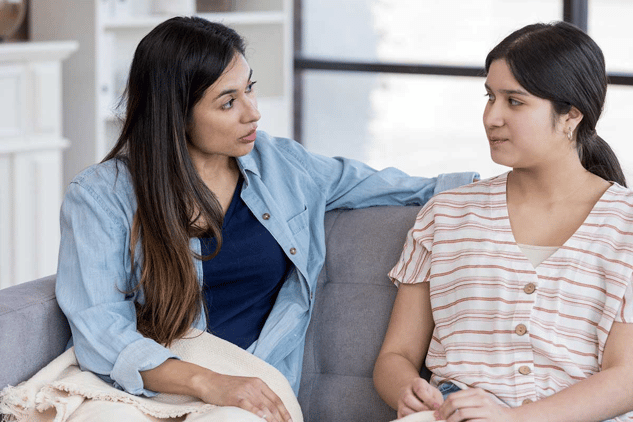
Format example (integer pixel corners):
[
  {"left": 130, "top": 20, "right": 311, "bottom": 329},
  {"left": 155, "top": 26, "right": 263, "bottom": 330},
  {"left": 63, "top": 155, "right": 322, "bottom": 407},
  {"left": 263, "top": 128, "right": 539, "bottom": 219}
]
[{"left": 567, "top": 128, "right": 573, "bottom": 141}]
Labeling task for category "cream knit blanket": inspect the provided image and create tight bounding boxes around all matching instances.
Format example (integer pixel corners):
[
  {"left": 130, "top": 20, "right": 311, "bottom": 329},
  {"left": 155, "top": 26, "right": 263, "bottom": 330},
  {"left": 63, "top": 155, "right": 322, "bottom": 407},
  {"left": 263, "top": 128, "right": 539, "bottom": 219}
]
[{"left": 0, "top": 329, "right": 302, "bottom": 422}]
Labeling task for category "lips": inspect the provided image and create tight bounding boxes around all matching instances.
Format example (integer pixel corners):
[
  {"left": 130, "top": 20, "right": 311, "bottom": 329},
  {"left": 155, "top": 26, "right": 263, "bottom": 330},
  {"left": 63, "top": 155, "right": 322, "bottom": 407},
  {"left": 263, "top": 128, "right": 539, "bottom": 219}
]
[
  {"left": 241, "top": 129, "right": 257, "bottom": 142},
  {"left": 489, "top": 137, "right": 508, "bottom": 145}
]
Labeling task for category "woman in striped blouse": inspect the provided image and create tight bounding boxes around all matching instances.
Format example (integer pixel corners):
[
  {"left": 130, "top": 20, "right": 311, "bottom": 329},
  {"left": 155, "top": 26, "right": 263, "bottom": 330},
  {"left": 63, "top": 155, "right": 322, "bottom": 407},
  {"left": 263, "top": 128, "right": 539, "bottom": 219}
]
[{"left": 374, "top": 21, "right": 633, "bottom": 422}]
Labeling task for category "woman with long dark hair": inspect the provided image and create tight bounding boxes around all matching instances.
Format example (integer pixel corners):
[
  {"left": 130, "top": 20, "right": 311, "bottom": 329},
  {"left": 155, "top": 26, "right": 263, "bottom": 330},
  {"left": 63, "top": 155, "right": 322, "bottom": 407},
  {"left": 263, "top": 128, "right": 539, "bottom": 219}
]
[
  {"left": 52, "top": 16, "right": 477, "bottom": 421},
  {"left": 374, "top": 21, "right": 633, "bottom": 422}
]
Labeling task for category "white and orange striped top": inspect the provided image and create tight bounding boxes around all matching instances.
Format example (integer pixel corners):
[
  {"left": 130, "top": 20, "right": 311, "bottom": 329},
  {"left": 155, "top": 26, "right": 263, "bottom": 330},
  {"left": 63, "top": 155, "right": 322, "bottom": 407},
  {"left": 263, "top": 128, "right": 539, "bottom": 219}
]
[{"left": 389, "top": 172, "right": 633, "bottom": 417}]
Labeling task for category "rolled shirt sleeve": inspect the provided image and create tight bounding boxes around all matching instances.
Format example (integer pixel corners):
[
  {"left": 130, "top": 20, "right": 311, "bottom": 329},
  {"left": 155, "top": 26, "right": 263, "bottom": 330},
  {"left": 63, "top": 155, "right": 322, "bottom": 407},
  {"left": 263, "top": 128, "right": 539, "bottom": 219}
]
[{"left": 56, "top": 164, "right": 178, "bottom": 396}]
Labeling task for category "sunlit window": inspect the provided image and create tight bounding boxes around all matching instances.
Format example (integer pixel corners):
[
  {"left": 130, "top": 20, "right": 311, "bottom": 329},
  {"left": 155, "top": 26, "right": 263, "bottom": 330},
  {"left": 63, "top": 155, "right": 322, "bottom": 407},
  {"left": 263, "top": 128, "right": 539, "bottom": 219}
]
[{"left": 299, "top": 0, "right": 633, "bottom": 183}]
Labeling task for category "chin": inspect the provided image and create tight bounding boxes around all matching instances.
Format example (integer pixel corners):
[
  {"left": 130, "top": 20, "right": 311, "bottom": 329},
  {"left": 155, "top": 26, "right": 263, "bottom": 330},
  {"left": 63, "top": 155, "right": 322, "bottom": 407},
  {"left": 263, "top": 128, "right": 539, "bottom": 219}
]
[
  {"left": 490, "top": 152, "right": 513, "bottom": 168},
  {"left": 235, "top": 142, "right": 255, "bottom": 157}
]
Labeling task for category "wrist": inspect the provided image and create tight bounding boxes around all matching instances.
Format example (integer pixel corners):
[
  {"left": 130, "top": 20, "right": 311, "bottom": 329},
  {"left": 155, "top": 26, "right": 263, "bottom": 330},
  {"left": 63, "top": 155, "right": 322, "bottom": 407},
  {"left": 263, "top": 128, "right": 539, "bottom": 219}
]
[
  {"left": 507, "top": 405, "right": 531, "bottom": 422},
  {"left": 190, "top": 368, "right": 217, "bottom": 400}
]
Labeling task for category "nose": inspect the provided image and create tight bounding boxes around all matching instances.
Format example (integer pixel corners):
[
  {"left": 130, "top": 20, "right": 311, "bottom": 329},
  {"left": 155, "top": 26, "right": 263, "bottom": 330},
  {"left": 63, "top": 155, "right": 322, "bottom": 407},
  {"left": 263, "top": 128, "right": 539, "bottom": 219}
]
[
  {"left": 483, "top": 100, "right": 503, "bottom": 129},
  {"left": 244, "top": 95, "right": 261, "bottom": 123}
]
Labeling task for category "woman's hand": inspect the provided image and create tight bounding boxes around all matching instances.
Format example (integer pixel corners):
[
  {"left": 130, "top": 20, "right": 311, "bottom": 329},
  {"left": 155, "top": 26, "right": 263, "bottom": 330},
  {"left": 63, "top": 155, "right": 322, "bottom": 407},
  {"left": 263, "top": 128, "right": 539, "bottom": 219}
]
[
  {"left": 397, "top": 377, "right": 444, "bottom": 419},
  {"left": 195, "top": 372, "right": 293, "bottom": 422},
  {"left": 142, "top": 360, "right": 292, "bottom": 422},
  {"left": 434, "top": 388, "right": 513, "bottom": 422}
]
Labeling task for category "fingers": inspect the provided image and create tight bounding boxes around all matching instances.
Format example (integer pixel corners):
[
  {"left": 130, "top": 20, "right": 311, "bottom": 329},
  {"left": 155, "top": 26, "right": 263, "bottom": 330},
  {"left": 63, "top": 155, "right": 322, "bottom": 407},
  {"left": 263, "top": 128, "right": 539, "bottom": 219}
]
[
  {"left": 260, "top": 383, "right": 293, "bottom": 422},
  {"left": 238, "top": 378, "right": 292, "bottom": 422},
  {"left": 438, "top": 389, "right": 478, "bottom": 421},
  {"left": 436, "top": 388, "right": 505, "bottom": 422},
  {"left": 412, "top": 379, "right": 444, "bottom": 409},
  {"left": 398, "top": 378, "right": 443, "bottom": 418},
  {"left": 207, "top": 375, "right": 293, "bottom": 422}
]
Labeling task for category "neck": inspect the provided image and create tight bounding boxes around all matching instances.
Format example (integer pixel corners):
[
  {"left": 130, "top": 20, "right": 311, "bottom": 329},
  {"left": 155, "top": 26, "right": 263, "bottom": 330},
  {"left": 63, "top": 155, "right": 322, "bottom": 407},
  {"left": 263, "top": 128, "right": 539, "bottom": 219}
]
[
  {"left": 191, "top": 155, "right": 240, "bottom": 192},
  {"left": 508, "top": 156, "right": 592, "bottom": 202}
]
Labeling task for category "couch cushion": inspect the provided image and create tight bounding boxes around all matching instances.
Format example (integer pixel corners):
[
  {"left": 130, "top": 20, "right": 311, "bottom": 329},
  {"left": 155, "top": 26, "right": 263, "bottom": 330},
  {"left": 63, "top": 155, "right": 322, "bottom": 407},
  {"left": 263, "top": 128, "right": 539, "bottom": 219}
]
[
  {"left": 0, "top": 275, "right": 71, "bottom": 389},
  {"left": 298, "top": 206, "right": 421, "bottom": 422}
]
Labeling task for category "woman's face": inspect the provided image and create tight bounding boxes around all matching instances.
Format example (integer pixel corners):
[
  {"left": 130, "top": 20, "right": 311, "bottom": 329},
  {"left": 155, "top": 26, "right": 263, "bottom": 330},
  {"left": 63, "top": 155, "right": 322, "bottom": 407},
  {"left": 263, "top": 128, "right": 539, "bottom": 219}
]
[
  {"left": 187, "top": 53, "right": 261, "bottom": 167},
  {"left": 483, "top": 59, "right": 571, "bottom": 170}
]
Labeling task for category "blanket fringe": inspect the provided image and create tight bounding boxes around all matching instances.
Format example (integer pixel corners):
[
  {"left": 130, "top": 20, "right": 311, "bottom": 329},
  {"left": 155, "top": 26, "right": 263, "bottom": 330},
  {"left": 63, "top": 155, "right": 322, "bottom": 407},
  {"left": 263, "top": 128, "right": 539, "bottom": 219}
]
[
  {"left": 47, "top": 382, "right": 215, "bottom": 419},
  {"left": 0, "top": 384, "right": 30, "bottom": 422}
]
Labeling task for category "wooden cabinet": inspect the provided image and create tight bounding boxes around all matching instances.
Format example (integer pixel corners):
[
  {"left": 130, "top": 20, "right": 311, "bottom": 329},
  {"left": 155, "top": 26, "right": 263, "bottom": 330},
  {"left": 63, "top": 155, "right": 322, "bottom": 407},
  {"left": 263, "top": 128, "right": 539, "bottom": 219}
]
[
  {"left": 0, "top": 41, "right": 78, "bottom": 289},
  {"left": 31, "top": 0, "right": 293, "bottom": 187}
]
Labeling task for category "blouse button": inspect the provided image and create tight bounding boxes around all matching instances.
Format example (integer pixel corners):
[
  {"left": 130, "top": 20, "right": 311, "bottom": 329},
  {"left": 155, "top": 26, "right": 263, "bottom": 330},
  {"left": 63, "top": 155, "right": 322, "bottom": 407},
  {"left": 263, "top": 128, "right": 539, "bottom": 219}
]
[
  {"left": 290, "top": 247, "right": 297, "bottom": 255},
  {"left": 262, "top": 213, "right": 271, "bottom": 220},
  {"left": 518, "top": 366, "right": 531, "bottom": 375},
  {"left": 524, "top": 283, "right": 536, "bottom": 294},
  {"left": 515, "top": 324, "right": 528, "bottom": 336},
  {"left": 522, "top": 399, "right": 533, "bottom": 405}
]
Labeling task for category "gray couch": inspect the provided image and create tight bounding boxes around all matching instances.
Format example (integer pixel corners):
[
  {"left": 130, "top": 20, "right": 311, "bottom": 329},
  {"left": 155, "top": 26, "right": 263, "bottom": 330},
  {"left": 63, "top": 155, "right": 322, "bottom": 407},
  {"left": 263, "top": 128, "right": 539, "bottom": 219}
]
[{"left": 0, "top": 205, "right": 420, "bottom": 421}]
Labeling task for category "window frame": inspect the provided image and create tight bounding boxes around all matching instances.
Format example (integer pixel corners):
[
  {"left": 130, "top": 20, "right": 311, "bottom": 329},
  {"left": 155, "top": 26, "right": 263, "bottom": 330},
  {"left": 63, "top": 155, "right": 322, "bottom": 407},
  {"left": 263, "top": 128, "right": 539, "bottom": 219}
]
[{"left": 292, "top": 0, "right": 633, "bottom": 141}]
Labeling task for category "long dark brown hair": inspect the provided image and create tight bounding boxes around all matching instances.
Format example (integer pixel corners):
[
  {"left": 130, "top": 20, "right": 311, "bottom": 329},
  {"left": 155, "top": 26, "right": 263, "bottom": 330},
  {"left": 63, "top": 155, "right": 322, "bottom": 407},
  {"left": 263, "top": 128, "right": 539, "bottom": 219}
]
[
  {"left": 486, "top": 21, "right": 627, "bottom": 187},
  {"left": 103, "top": 17, "right": 246, "bottom": 345}
]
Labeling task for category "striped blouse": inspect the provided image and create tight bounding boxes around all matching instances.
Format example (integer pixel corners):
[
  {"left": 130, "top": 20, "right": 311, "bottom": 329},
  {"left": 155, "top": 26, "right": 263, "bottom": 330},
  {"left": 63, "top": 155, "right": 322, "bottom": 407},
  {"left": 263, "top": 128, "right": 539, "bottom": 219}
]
[{"left": 389, "top": 172, "right": 633, "bottom": 418}]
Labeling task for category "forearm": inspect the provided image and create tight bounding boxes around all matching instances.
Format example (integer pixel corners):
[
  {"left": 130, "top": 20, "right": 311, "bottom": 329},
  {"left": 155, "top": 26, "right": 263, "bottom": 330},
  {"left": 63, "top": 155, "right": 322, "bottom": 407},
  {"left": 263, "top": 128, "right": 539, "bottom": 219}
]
[
  {"left": 511, "top": 366, "right": 633, "bottom": 422},
  {"left": 140, "top": 358, "right": 216, "bottom": 400},
  {"left": 374, "top": 352, "right": 424, "bottom": 410}
]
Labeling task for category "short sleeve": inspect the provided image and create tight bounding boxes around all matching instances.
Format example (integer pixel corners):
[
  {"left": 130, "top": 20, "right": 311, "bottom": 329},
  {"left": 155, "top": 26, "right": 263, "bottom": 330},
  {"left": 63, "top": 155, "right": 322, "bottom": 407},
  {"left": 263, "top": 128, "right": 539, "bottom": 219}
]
[
  {"left": 615, "top": 279, "right": 633, "bottom": 323},
  {"left": 388, "top": 200, "right": 436, "bottom": 287}
]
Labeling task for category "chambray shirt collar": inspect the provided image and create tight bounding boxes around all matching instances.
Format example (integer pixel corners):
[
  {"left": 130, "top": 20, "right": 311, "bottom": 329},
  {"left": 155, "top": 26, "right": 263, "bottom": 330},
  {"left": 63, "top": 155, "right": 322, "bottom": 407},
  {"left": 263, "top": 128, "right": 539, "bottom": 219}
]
[{"left": 237, "top": 150, "right": 260, "bottom": 178}]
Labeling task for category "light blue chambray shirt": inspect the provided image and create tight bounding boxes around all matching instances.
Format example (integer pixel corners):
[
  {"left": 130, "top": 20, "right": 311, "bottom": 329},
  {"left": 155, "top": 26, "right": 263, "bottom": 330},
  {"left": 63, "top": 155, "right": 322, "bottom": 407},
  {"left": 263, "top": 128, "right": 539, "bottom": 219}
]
[{"left": 55, "top": 131, "right": 478, "bottom": 397}]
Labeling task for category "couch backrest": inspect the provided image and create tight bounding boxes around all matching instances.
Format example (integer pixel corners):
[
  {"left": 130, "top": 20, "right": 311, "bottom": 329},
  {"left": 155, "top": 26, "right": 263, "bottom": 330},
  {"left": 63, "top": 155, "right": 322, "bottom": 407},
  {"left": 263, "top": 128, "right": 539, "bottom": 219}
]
[
  {"left": 0, "top": 206, "right": 420, "bottom": 422},
  {"left": 298, "top": 206, "right": 420, "bottom": 422}
]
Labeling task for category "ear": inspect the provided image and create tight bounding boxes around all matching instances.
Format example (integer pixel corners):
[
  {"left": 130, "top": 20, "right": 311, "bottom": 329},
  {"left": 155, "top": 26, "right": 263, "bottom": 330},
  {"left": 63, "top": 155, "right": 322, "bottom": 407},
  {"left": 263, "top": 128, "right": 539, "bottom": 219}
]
[{"left": 563, "top": 106, "right": 584, "bottom": 132}]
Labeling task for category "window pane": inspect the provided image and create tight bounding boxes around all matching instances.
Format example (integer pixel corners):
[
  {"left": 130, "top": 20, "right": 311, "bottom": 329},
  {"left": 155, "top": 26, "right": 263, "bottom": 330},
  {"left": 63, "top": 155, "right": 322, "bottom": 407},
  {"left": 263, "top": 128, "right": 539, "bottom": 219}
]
[
  {"left": 301, "top": 0, "right": 561, "bottom": 66},
  {"left": 302, "top": 71, "right": 505, "bottom": 179},
  {"left": 302, "top": 71, "right": 633, "bottom": 182},
  {"left": 589, "top": 0, "right": 633, "bottom": 73},
  {"left": 598, "top": 84, "right": 633, "bottom": 184}
]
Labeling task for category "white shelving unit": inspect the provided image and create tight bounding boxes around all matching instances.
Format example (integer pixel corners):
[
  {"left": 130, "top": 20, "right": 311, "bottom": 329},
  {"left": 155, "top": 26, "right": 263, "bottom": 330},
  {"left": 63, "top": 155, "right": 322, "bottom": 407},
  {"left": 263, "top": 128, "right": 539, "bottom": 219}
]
[
  {"left": 31, "top": 0, "right": 293, "bottom": 187},
  {"left": 0, "top": 41, "right": 78, "bottom": 289}
]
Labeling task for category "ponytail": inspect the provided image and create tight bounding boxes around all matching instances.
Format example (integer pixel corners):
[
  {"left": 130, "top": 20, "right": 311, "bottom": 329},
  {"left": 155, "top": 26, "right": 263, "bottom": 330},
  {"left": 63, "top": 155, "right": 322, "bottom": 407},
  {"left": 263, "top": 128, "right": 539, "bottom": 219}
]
[{"left": 577, "top": 130, "right": 627, "bottom": 187}]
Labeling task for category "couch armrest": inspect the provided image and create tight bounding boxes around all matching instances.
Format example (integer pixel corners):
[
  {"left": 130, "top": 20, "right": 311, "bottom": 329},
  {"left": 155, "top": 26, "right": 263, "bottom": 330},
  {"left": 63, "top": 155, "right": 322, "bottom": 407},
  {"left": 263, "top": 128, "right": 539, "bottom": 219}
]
[{"left": 0, "top": 275, "right": 71, "bottom": 389}]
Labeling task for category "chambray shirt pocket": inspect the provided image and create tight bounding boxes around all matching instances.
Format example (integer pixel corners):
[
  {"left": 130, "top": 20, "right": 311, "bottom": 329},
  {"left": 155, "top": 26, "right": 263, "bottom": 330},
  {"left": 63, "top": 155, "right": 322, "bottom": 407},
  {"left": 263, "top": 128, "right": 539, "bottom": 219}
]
[{"left": 287, "top": 206, "right": 309, "bottom": 235}]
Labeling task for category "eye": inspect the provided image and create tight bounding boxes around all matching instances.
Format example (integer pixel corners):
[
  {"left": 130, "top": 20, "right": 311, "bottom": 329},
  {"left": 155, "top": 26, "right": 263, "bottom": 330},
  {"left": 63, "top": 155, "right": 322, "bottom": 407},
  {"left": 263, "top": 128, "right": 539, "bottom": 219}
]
[
  {"left": 246, "top": 80, "right": 257, "bottom": 93},
  {"left": 509, "top": 98, "right": 522, "bottom": 106},
  {"left": 221, "top": 98, "right": 235, "bottom": 110},
  {"left": 484, "top": 92, "right": 494, "bottom": 102}
]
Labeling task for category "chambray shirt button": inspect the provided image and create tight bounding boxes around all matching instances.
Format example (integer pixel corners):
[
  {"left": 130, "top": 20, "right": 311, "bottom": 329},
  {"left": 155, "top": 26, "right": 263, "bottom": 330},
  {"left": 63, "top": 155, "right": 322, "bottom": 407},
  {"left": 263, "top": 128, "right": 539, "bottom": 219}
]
[
  {"left": 262, "top": 213, "right": 271, "bottom": 220},
  {"left": 289, "top": 247, "right": 297, "bottom": 255},
  {"left": 518, "top": 366, "right": 531, "bottom": 375},
  {"left": 515, "top": 324, "right": 528, "bottom": 336}
]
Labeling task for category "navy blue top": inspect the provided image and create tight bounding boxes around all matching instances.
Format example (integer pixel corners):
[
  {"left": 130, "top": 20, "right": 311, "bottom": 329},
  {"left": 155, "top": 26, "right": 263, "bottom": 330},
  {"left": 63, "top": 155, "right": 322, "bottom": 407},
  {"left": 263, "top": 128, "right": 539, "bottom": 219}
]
[{"left": 200, "top": 177, "right": 290, "bottom": 349}]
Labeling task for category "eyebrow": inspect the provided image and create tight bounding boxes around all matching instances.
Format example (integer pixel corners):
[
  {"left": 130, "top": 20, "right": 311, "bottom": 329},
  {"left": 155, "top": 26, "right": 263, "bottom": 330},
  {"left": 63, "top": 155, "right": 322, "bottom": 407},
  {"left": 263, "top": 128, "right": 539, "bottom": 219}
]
[
  {"left": 484, "top": 83, "right": 529, "bottom": 96},
  {"left": 214, "top": 69, "right": 253, "bottom": 101}
]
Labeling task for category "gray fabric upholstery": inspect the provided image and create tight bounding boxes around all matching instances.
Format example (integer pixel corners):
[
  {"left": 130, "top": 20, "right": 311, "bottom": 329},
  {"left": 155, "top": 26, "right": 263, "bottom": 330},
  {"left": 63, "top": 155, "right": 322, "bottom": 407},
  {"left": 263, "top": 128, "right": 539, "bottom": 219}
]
[
  {"left": 299, "top": 206, "right": 419, "bottom": 421},
  {"left": 0, "top": 275, "right": 71, "bottom": 389},
  {"left": 0, "top": 206, "right": 420, "bottom": 421}
]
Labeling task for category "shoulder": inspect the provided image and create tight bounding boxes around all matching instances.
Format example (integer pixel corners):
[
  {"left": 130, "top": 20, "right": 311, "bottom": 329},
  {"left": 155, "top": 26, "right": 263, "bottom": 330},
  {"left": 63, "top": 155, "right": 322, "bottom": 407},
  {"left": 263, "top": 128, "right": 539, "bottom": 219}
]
[
  {"left": 607, "top": 182, "right": 633, "bottom": 204},
  {"left": 70, "top": 158, "right": 131, "bottom": 188},
  {"left": 429, "top": 172, "right": 507, "bottom": 207},
  {"left": 63, "top": 159, "right": 136, "bottom": 225},
  {"left": 602, "top": 182, "right": 633, "bottom": 225},
  {"left": 249, "top": 131, "right": 312, "bottom": 165}
]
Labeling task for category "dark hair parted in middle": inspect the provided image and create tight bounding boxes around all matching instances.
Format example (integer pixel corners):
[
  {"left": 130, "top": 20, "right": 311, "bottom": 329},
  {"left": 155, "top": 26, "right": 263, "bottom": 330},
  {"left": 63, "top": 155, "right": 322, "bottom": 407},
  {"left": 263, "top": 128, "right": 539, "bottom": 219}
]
[
  {"left": 104, "top": 17, "right": 247, "bottom": 346},
  {"left": 485, "top": 21, "right": 626, "bottom": 187}
]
